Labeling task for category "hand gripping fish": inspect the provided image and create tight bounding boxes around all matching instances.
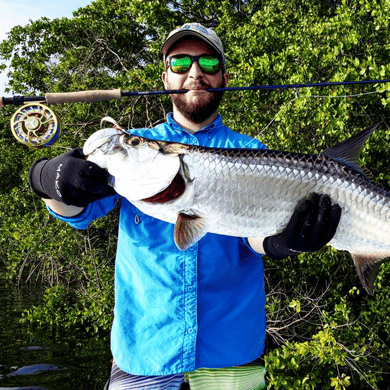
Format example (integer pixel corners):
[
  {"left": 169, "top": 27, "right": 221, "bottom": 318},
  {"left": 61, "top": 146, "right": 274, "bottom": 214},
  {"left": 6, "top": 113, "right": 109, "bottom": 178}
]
[{"left": 84, "top": 124, "right": 388, "bottom": 294}]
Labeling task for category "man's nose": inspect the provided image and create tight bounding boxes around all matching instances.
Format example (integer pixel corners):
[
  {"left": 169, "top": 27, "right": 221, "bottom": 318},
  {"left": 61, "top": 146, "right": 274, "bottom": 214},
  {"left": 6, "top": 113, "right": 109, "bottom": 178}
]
[{"left": 188, "top": 60, "right": 203, "bottom": 78}]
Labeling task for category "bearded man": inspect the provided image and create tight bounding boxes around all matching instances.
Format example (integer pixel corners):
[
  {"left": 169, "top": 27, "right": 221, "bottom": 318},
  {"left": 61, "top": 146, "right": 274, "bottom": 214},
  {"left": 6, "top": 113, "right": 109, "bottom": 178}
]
[{"left": 29, "top": 23, "right": 340, "bottom": 390}]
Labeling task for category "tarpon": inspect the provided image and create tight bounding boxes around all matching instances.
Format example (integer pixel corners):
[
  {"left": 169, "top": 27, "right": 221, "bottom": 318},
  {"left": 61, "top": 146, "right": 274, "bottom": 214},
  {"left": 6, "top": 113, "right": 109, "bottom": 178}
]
[{"left": 84, "top": 124, "right": 389, "bottom": 294}]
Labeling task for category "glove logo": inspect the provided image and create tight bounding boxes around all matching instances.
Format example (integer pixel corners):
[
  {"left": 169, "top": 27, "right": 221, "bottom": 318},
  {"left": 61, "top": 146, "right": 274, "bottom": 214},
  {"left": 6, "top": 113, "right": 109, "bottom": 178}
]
[{"left": 55, "top": 163, "right": 63, "bottom": 198}]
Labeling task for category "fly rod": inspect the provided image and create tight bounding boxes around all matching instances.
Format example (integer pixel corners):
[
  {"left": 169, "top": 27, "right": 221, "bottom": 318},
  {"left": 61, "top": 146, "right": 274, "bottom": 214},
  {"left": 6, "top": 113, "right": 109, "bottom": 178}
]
[
  {"left": 4, "top": 78, "right": 390, "bottom": 149},
  {"left": 2, "top": 78, "right": 390, "bottom": 107}
]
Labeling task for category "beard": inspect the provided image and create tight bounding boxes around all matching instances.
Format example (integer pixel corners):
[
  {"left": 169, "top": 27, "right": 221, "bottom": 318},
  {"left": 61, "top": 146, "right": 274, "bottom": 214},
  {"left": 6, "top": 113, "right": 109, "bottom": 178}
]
[{"left": 168, "top": 79, "right": 225, "bottom": 124}]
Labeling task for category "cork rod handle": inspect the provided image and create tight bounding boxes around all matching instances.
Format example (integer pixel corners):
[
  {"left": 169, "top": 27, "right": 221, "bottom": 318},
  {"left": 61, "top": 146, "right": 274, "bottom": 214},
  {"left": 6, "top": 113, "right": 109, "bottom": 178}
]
[{"left": 45, "top": 89, "right": 122, "bottom": 104}]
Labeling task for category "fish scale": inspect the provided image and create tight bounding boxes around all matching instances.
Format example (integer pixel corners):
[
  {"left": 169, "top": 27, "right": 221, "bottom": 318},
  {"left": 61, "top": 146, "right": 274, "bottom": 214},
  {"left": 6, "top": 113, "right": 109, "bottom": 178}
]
[
  {"left": 85, "top": 123, "right": 390, "bottom": 293},
  {"left": 190, "top": 145, "right": 390, "bottom": 288}
]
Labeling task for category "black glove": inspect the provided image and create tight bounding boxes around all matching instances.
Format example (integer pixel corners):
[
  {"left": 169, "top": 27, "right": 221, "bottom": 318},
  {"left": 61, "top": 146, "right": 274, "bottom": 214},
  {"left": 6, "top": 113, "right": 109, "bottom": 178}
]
[
  {"left": 29, "top": 148, "right": 116, "bottom": 207},
  {"left": 263, "top": 193, "right": 341, "bottom": 260}
]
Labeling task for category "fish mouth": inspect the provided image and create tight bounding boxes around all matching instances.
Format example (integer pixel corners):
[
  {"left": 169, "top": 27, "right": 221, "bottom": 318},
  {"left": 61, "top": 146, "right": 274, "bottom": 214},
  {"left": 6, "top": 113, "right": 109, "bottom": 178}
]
[{"left": 141, "top": 172, "right": 185, "bottom": 203}]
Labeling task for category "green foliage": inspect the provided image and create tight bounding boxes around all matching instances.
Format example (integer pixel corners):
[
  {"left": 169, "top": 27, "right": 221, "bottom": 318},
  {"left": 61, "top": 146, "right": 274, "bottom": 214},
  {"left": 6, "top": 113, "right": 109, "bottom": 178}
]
[
  {"left": 265, "top": 328, "right": 350, "bottom": 389},
  {"left": 1, "top": 0, "right": 390, "bottom": 388},
  {"left": 264, "top": 248, "right": 390, "bottom": 388},
  {"left": 21, "top": 278, "right": 114, "bottom": 332}
]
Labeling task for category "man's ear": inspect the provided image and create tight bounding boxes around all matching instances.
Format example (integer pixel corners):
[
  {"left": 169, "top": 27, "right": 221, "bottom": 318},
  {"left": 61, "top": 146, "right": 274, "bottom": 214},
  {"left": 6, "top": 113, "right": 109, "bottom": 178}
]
[
  {"left": 161, "top": 72, "right": 168, "bottom": 89},
  {"left": 223, "top": 72, "right": 230, "bottom": 87}
]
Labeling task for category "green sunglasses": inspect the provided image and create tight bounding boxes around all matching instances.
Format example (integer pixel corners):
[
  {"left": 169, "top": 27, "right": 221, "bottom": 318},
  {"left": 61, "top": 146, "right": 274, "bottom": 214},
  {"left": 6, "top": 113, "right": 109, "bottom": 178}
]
[{"left": 167, "top": 54, "right": 222, "bottom": 75}]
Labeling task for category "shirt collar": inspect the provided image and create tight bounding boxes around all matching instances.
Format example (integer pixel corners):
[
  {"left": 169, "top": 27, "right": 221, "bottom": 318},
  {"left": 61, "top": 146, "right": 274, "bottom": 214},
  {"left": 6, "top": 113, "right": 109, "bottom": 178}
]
[{"left": 166, "top": 113, "right": 224, "bottom": 135}]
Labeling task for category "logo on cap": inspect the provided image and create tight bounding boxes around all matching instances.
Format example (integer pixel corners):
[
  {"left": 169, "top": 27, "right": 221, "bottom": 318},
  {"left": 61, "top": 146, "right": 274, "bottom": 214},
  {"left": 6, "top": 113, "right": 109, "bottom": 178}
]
[{"left": 181, "top": 24, "right": 209, "bottom": 35}]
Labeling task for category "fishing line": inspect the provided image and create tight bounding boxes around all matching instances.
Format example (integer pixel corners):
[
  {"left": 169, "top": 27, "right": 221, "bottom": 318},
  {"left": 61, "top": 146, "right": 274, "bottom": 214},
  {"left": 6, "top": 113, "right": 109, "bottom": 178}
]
[
  {"left": 242, "top": 96, "right": 300, "bottom": 147},
  {"left": 243, "top": 89, "right": 386, "bottom": 148},
  {"left": 303, "top": 90, "right": 380, "bottom": 99}
]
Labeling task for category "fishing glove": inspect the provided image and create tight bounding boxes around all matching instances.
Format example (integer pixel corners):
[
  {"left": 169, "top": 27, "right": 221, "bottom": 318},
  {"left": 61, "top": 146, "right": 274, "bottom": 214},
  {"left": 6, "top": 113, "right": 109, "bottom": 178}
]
[
  {"left": 263, "top": 193, "right": 341, "bottom": 259},
  {"left": 29, "top": 148, "right": 116, "bottom": 207}
]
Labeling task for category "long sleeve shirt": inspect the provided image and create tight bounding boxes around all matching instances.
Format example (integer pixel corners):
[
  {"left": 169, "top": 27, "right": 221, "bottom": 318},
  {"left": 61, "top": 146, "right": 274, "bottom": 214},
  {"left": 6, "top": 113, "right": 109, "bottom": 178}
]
[{"left": 49, "top": 113, "right": 267, "bottom": 375}]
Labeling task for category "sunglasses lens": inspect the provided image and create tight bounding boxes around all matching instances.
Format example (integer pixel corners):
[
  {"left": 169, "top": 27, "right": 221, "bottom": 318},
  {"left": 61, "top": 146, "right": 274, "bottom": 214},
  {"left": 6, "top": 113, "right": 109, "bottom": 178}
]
[
  {"left": 170, "top": 56, "right": 192, "bottom": 73},
  {"left": 169, "top": 55, "right": 221, "bottom": 74},
  {"left": 199, "top": 56, "right": 221, "bottom": 74}
]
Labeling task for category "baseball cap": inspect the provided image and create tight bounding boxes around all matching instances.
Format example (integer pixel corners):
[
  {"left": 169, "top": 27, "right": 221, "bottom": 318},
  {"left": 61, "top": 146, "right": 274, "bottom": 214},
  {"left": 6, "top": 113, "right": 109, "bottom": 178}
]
[{"left": 162, "top": 23, "right": 226, "bottom": 72}]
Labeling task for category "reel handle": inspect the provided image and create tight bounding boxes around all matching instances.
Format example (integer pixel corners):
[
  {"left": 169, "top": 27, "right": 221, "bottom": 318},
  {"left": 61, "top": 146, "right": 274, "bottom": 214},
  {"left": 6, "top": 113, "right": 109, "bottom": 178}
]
[{"left": 45, "top": 89, "right": 122, "bottom": 104}]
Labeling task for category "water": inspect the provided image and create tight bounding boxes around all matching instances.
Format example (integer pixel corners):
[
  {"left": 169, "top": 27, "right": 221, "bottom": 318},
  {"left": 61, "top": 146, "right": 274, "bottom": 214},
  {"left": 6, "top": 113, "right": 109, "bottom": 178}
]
[{"left": 0, "top": 278, "right": 112, "bottom": 390}]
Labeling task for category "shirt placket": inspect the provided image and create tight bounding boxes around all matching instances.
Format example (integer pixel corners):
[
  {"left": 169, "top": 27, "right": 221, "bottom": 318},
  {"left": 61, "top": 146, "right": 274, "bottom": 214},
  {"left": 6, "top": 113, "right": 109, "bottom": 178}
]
[{"left": 182, "top": 242, "right": 198, "bottom": 371}]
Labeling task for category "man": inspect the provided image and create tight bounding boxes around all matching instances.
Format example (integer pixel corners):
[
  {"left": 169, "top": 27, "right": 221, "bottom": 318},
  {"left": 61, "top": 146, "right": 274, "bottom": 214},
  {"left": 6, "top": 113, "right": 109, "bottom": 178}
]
[{"left": 29, "top": 23, "right": 341, "bottom": 390}]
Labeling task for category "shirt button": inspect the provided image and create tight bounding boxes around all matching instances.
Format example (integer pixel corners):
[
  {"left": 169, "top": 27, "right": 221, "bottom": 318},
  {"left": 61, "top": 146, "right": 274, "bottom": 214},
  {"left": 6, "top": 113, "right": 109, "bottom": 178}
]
[
  {"left": 187, "top": 329, "right": 193, "bottom": 334},
  {"left": 188, "top": 286, "right": 193, "bottom": 292}
]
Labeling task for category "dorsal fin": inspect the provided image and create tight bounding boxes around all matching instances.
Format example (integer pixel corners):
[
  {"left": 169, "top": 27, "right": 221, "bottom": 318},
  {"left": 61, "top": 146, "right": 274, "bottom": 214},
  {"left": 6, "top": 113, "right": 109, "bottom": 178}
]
[{"left": 322, "top": 123, "right": 381, "bottom": 175}]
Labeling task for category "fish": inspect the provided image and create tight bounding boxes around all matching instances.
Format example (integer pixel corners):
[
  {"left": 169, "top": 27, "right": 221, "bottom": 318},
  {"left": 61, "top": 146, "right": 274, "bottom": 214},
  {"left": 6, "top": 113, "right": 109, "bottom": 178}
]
[{"left": 84, "top": 123, "right": 390, "bottom": 294}]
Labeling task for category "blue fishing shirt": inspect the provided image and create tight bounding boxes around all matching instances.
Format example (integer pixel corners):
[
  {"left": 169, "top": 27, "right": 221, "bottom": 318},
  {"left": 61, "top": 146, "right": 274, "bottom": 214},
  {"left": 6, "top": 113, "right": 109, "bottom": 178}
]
[{"left": 49, "top": 113, "right": 267, "bottom": 375}]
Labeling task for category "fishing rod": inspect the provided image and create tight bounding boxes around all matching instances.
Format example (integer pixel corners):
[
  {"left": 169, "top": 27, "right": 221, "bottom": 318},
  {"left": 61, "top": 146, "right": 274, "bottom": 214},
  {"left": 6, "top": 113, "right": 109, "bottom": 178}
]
[
  {"left": 2, "top": 78, "right": 390, "bottom": 107},
  {"left": 3, "top": 78, "right": 390, "bottom": 148}
]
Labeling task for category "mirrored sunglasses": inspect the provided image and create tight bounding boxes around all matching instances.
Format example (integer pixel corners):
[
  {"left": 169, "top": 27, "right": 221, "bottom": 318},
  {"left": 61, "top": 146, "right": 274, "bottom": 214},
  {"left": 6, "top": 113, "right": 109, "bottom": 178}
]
[{"left": 167, "top": 54, "right": 222, "bottom": 75}]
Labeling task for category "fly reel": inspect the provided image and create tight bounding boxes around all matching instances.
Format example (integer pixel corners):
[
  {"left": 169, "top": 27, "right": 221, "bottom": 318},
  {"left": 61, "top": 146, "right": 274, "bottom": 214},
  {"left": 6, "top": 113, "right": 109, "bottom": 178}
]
[{"left": 10, "top": 103, "right": 62, "bottom": 148}]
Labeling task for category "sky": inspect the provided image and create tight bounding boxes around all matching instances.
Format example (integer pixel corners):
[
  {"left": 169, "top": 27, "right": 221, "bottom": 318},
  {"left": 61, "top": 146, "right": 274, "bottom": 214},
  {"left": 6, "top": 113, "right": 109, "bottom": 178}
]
[{"left": 0, "top": 0, "right": 93, "bottom": 96}]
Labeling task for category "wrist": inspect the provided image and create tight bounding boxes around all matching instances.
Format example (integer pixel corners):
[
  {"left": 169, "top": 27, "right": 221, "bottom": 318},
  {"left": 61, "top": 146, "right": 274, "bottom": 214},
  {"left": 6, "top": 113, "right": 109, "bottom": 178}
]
[
  {"left": 263, "top": 236, "right": 297, "bottom": 260},
  {"left": 44, "top": 198, "right": 85, "bottom": 217},
  {"left": 29, "top": 158, "right": 51, "bottom": 199}
]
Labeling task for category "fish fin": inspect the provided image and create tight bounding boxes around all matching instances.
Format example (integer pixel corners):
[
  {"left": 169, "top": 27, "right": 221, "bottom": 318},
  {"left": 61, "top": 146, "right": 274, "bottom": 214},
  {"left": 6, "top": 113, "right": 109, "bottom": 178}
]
[
  {"left": 174, "top": 213, "right": 208, "bottom": 250},
  {"left": 322, "top": 123, "right": 381, "bottom": 175},
  {"left": 351, "top": 253, "right": 386, "bottom": 294}
]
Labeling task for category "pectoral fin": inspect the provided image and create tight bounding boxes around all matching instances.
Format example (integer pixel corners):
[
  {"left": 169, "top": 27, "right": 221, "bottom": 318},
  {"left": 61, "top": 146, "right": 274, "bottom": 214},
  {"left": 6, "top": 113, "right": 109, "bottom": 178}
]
[
  {"left": 351, "top": 253, "right": 387, "bottom": 295},
  {"left": 174, "top": 213, "right": 208, "bottom": 250}
]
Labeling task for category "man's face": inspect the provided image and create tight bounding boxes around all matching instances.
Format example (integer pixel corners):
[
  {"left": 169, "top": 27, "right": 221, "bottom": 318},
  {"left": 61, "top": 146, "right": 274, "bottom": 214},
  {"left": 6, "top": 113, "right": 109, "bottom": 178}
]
[{"left": 162, "top": 38, "right": 229, "bottom": 124}]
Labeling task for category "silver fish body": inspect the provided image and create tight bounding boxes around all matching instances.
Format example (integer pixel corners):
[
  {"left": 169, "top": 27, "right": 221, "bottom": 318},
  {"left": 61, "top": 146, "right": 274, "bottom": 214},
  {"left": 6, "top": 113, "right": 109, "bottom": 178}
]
[{"left": 84, "top": 124, "right": 389, "bottom": 294}]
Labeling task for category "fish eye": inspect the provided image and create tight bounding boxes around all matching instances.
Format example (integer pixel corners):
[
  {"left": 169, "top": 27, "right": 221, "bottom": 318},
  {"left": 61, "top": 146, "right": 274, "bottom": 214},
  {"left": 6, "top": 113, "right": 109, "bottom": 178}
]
[{"left": 130, "top": 137, "right": 142, "bottom": 146}]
